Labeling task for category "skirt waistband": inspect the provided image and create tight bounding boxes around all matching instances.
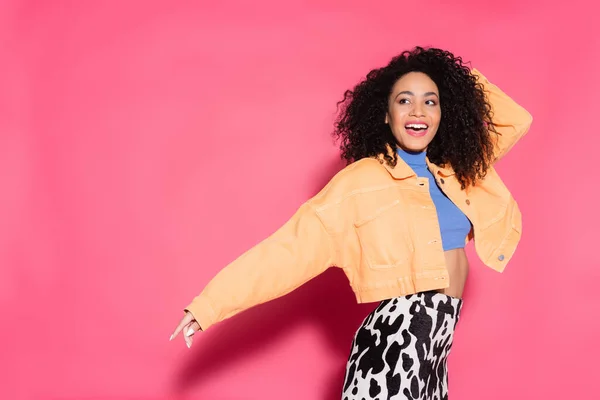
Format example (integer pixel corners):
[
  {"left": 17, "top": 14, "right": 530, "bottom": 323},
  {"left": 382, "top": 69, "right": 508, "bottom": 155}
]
[{"left": 404, "top": 290, "right": 463, "bottom": 315}]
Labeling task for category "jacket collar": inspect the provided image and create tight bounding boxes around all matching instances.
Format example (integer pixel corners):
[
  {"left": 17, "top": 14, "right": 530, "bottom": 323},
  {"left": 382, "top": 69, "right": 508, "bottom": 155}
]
[{"left": 378, "top": 144, "right": 456, "bottom": 179}]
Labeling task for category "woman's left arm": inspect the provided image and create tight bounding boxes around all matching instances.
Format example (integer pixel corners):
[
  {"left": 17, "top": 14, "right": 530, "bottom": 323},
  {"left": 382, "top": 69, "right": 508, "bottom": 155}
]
[{"left": 471, "top": 69, "right": 533, "bottom": 163}]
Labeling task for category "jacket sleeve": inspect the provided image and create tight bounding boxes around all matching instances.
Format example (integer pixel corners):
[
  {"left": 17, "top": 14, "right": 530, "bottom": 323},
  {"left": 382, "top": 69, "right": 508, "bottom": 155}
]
[
  {"left": 472, "top": 69, "right": 533, "bottom": 163},
  {"left": 184, "top": 200, "right": 339, "bottom": 331}
]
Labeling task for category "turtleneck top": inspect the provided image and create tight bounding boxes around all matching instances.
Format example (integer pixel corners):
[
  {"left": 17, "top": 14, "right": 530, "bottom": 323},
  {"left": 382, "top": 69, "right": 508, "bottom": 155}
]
[{"left": 397, "top": 148, "right": 472, "bottom": 251}]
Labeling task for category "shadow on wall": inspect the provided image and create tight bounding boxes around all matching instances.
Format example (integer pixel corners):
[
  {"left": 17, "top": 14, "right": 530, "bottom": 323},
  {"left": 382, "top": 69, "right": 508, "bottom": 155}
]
[
  {"left": 168, "top": 156, "right": 376, "bottom": 400},
  {"left": 170, "top": 269, "right": 375, "bottom": 399}
]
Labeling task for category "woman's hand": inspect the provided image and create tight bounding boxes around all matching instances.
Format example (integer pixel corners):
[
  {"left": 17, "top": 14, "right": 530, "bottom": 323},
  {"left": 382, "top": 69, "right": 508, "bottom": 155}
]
[{"left": 170, "top": 311, "right": 201, "bottom": 348}]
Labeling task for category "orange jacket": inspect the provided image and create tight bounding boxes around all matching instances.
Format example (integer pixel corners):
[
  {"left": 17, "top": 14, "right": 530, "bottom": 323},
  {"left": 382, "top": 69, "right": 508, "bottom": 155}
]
[{"left": 185, "top": 69, "right": 533, "bottom": 331}]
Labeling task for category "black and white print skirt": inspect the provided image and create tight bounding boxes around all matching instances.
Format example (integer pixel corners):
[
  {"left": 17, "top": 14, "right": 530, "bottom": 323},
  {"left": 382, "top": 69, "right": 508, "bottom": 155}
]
[{"left": 342, "top": 291, "right": 463, "bottom": 400}]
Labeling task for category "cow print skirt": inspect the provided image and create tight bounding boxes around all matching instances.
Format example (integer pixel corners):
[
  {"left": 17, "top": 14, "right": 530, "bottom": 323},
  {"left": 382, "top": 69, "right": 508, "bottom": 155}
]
[{"left": 342, "top": 291, "right": 463, "bottom": 400}]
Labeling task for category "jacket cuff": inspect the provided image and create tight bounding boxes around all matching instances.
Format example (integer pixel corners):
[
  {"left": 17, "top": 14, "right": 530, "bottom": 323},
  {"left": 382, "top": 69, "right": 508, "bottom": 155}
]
[{"left": 184, "top": 294, "right": 216, "bottom": 331}]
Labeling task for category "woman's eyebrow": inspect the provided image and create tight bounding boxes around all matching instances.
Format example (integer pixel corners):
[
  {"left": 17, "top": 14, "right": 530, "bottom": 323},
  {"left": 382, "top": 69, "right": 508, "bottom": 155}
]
[{"left": 395, "top": 91, "right": 439, "bottom": 99}]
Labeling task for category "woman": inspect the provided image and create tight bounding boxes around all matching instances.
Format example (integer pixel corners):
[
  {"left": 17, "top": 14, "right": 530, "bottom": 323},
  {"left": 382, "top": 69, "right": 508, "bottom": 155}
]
[{"left": 170, "top": 47, "right": 532, "bottom": 399}]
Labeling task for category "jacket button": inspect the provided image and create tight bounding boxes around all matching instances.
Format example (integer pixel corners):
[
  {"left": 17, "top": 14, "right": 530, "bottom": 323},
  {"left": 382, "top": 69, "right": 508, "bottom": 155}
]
[
  {"left": 465, "top": 199, "right": 470, "bottom": 205},
  {"left": 498, "top": 254, "right": 505, "bottom": 261}
]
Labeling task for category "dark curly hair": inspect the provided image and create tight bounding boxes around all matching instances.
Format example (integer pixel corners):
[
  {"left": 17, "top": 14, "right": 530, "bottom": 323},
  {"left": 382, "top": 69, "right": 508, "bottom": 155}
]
[{"left": 333, "top": 46, "right": 496, "bottom": 189}]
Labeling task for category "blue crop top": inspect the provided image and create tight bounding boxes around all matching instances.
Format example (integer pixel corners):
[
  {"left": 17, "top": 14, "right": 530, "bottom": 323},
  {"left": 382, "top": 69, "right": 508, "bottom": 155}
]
[{"left": 397, "top": 148, "right": 472, "bottom": 251}]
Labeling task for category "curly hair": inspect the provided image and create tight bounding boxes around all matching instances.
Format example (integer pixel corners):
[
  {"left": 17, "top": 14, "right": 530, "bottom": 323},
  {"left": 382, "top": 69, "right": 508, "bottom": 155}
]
[{"left": 333, "top": 46, "right": 496, "bottom": 189}]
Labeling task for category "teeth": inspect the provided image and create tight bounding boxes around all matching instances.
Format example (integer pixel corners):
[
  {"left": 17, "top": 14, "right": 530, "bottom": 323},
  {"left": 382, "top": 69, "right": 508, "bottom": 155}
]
[{"left": 405, "top": 124, "right": 428, "bottom": 129}]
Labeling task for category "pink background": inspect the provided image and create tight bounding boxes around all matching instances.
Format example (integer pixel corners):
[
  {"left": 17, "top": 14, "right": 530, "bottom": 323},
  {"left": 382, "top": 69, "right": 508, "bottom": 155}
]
[{"left": 1, "top": 0, "right": 598, "bottom": 399}]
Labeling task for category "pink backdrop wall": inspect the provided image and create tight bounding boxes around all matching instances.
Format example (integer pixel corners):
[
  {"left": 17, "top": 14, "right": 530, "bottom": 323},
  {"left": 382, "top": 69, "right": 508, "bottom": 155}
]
[{"left": 1, "top": 0, "right": 598, "bottom": 399}]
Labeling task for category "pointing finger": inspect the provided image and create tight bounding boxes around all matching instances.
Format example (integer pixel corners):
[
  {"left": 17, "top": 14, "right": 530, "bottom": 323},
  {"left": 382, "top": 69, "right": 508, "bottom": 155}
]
[{"left": 170, "top": 312, "right": 194, "bottom": 341}]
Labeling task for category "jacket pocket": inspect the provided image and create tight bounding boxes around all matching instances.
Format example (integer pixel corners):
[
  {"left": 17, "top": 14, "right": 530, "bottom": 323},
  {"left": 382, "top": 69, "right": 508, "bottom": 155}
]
[{"left": 353, "top": 200, "right": 414, "bottom": 270}]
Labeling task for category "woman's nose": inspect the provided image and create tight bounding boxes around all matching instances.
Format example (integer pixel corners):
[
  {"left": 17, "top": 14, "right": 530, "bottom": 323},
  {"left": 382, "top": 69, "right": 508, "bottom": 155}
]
[{"left": 410, "top": 104, "right": 425, "bottom": 117}]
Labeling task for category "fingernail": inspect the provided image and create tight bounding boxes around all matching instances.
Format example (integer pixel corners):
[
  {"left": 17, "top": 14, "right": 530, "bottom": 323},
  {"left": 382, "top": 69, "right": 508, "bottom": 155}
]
[
  {"left": 169, "top": 334, "right": 173, "bottom": 341},
  {"left": 186, "top": 341, "right": 191, "bottom": 349},
  {"left": 185, "top": 328, "right": 194, "bottom": 337}
]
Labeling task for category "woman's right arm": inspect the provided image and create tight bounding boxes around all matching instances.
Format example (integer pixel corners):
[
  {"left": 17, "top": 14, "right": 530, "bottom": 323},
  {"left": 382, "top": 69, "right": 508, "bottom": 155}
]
[{"left": 175, "top": 198, "right": 341, "bottom": 340}]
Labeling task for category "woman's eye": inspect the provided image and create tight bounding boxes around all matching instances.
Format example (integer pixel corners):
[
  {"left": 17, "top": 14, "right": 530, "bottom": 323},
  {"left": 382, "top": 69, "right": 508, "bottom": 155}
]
[
  {"left": 399, "top": 99, "right": 410, "bottom": 104},
  {"left": 426, "top": 100, "right": 437, "bottom": 106}
]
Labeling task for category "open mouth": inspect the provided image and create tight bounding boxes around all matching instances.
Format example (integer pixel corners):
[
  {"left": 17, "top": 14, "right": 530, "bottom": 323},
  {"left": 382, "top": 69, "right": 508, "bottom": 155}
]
[{"left": 405, "top": 123, "right": 429, "bottom": 137}]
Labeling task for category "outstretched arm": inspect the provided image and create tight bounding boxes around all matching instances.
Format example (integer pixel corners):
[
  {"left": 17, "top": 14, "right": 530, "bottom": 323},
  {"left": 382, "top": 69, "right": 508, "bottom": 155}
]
[{"left": 180, "top": 200, "right": 339, "bottom": 335}]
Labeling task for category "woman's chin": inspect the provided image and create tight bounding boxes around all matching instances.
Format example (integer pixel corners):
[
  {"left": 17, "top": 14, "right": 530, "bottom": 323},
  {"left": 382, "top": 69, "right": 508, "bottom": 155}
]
[
  {"left": 396, "top": 133, "right": 435, "bottom": 152},
  {"left": 397, "top": 141, "right": 429, "bottom": 153}
]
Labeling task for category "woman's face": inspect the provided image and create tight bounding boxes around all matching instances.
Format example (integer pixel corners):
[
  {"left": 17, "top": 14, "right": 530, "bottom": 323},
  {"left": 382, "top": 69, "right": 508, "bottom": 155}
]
[{"left": 385, "top": 72, "right": 441, "bottom": 152}]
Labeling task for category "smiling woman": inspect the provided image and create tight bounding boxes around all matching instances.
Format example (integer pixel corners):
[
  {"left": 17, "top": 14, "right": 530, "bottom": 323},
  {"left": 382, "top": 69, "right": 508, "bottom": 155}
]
[
  {"left": 334, "top": 47, "right": 498, "bottom": 191},
  {"left": 172, "top": 46, "right": 532, "bottom": 400},
  {"left": 385, "top": 72, "right": 442, "bottom": 151}
]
